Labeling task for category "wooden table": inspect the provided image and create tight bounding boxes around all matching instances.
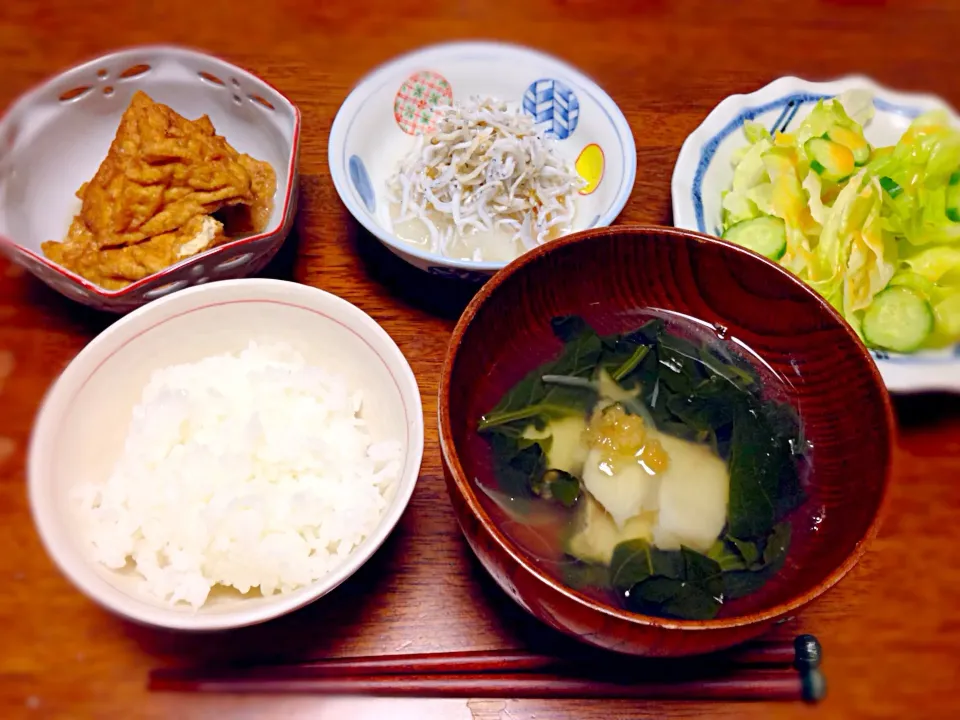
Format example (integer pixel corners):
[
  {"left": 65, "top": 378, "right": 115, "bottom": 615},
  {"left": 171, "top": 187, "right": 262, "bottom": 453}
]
[{"left": 2, "top": 1, "right": 959, "bottom": 717}]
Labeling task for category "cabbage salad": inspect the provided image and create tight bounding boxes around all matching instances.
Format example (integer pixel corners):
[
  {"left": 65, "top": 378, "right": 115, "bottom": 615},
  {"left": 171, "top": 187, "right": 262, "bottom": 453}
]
[{"left": 720, "top": 91, "right": 960, "bottom": 353}]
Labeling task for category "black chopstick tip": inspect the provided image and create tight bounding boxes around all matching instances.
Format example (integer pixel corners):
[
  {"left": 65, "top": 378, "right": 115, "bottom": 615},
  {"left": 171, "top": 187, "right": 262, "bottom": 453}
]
[
  {"left": 793, "top": 634, "right": 822, "bottom": 670},
  {"left": 800, "top": 667, "right": 826, "bottom": 704},
  {"left": 794, "top": 634, "right": 825, "bottom": 704}
]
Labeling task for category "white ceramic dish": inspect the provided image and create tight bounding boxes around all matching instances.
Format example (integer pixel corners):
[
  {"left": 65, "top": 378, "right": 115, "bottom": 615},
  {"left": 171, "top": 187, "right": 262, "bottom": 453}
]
[
  {"left": 28, "top": 279, "right": 424, "bottom": 631},
  {"left": 672, "top": 75, "right": 960, "bottom": 393},
  {"left": 329, "top": 41, "right": 636, "bottom": 282},
  {"left": 0, "top": 46, "right": 301, "bottom": 314}
]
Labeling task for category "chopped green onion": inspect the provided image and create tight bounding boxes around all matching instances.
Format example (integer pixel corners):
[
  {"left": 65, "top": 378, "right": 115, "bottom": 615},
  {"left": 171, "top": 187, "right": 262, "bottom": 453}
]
[{"left": 879, "top": 176, "right": 903, "bottom": 198}]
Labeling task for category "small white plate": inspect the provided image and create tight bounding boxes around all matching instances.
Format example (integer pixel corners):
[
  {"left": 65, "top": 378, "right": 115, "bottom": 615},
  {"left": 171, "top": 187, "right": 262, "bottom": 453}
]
[
  {"left": 672, "top": 75, "right": 960, "bottom": 393},
  {"left": 0, "top": 45, "right": 301, "bottom": 313},
  {"left": 329, "top": 41, "right": 636, "bottom": 282}
]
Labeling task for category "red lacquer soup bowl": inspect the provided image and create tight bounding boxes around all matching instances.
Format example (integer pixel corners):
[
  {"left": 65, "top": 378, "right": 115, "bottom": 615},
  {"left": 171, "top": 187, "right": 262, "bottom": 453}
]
[{"left": 439, "top": 225, "right": 894, "bottom": 657}]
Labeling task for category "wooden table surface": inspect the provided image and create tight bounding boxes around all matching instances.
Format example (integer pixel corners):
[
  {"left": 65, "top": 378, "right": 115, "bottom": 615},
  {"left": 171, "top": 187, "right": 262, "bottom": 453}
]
[{"left": 2, "top": 1, "right": 960, "bottom": 717}]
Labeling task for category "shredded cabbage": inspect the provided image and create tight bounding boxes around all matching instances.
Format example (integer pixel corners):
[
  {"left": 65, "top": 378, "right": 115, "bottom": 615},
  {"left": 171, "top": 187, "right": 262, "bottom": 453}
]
[{"left": 721, "top": 94, "right": 960, "bottom": 351}]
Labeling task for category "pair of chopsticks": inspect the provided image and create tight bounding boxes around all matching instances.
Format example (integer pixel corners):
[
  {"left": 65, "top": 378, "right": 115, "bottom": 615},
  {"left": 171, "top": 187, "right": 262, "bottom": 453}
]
[{"left": 149, "top": 634, "right": 825, "bottom": 702}]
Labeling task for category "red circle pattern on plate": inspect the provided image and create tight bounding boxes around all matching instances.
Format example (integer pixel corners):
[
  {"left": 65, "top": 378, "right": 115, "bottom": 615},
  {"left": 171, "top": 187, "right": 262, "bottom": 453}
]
[{"left": 393, "top": 71, "right": 453, "bottom": 135}]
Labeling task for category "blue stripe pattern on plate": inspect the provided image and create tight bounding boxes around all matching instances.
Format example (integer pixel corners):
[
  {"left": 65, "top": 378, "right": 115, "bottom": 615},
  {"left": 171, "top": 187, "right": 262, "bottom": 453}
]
[
  {"left": 349, "top": 154, "right": 375, "bottom": 213},
  {"left": 769, "top": 100, "right": 804, "bottom": 134},
  {"left": 523, "top": 79, "right": 580, "bottom": 140},
  {"left": 871, "top": 345, "right": 960, "bottom": 364}
]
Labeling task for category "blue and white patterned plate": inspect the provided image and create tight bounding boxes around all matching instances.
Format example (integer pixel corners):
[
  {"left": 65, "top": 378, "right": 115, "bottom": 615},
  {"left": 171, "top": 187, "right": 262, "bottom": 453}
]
[
  {"left": 671, "top": 75, "right": 960, "bottom": 394},
  {"left": 329, "top": 41, "right": 635, "bottom": 280}
]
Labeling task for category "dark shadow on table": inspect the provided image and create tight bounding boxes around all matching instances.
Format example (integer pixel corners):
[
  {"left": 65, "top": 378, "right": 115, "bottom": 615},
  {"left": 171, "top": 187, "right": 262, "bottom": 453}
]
[
  {"left": 257, "top": 217, "right": 303, "bottom": 283},
  {"left": 347, "top": 218, "right": 483, "bottom": 320},
  {"left": 893, "top": 392, "right": 960, "bottom": 429},
  {"left": 19, "top": 271, "right": 119, "bottom": 337},
  {"left": 465, "top": 548, "right": 582, "bottom": 656}
]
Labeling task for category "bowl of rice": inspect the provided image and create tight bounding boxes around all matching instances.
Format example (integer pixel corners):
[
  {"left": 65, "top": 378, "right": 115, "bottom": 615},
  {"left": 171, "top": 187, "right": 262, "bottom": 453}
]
[
  {"left": 329, "top": 41, "right": 636, "bottom": 282},
  {"left": 28, "top": 279, "right": 424, "bottom": 630}
]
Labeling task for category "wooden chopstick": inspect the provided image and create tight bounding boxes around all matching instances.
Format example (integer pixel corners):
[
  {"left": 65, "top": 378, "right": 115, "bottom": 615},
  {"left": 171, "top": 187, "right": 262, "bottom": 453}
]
[
  {"left": 153, "top": 650, "right": 568, "bottom": 680},
  {"left": 149, "top": 635, "right": 825, "bottom": 702},
  {"left": 150, "top": 638, "right": 808, "bottom": 681},
  {"left": 150, "top": 669, "right": 812, "bottom": 700}
]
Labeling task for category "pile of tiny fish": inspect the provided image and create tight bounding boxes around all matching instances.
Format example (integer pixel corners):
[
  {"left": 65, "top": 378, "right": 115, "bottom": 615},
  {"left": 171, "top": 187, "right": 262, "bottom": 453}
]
[{"left": 386, "top": 97, "right": 585, "bottom": 260}]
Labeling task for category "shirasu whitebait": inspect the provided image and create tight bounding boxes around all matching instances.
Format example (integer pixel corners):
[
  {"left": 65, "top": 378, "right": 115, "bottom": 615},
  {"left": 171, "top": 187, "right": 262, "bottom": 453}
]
[{"left": 386, "top": 97, "right": 585, "bottom": 260}]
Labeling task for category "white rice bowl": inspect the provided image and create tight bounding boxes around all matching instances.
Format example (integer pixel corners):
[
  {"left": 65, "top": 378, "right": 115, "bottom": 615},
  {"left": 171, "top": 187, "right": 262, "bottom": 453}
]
[{"left": 28, "top": 279, "right": 424, "bottom": 630}]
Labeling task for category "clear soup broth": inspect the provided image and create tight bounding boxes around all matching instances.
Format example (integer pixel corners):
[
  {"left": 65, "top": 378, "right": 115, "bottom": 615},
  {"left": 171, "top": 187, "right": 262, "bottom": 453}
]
[{"left": 470, "top": 311, "right": 813, "bottom": 621}]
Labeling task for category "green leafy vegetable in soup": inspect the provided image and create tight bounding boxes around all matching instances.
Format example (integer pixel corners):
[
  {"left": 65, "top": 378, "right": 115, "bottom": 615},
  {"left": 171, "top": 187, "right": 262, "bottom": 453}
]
[
  {"left": 477, "top": 315, "right": 806, "bottom": 621},
  {"left": 720, "top": 90, "right": 960, "bottom": 353}
]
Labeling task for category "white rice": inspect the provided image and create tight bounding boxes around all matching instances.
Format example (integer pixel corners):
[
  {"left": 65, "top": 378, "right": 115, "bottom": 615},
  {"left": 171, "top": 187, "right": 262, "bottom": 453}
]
[{"left": 73, "top": 341, "right": 402, "bottom": 609}]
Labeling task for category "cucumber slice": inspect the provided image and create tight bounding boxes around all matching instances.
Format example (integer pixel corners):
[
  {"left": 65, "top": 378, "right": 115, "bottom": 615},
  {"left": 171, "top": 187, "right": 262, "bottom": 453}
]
[
  {"left": 862, "top": 286, "right": 934, "bottom": 353},
  {"left": 888, "top": 271, "right": 937, "bottom": 301},
  {"left": 947, "top": 182, "right": 959, "bottom": 222},
  {"left": 933, "top": 294, "right": 960, "bottom": 339},
  {"left": 721, "top": 216, "right": 787, "bottom": 260},
  {"left": 804, "top": 138, "right": 856, "bottom": 182},
  {"left": 827, "top": 126, "right": 871, "bottom": 165}
]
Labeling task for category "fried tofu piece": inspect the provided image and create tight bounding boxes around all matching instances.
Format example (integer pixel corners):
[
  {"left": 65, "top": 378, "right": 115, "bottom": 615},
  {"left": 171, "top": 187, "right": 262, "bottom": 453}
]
[
  {"left": 41, "top": 92, "right": 277, "bottom": 289},
  {"left": 214, "top": 154, "right": 278, "bottom": 234},
  {"left": 43, "top": 215, "right": 225, "bottom": 289}
]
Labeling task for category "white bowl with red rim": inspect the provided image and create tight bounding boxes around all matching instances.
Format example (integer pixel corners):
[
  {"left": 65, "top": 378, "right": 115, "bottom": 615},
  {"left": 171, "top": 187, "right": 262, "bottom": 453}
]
[
  {"left": 0, "top": 45, "right": 301, "bottom": 313},
  {"left": 28, "top": 278, "right": 424, "bottom": 630}
]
